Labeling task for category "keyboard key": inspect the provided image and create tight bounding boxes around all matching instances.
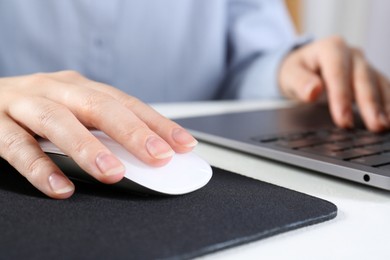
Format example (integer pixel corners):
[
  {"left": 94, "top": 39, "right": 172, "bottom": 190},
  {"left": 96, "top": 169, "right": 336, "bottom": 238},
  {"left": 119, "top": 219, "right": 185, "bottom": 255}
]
[
  {"left": 352, "top": 135, "right": 389, "bottom": 147},
  {"left": 380, "top": 142, "right": 390, "bottom": 151},
  {"left": 329, "top": 140, "right": 356, "bottom": 150},
  {"left": 323, "top": 133, "right": 351, "bottom": 142},
  {"left": 308, "top": 143, "right": 346, "bottom": 152},
  {"left": 362, "top": 144, "right": 388, "bottom": 154},
  {"left": 253, "top": 127, "right": 390, "bottom": 170},
  {"left": 349, "top": 152, "right": 390, "bottom": 166},
  {"left": 282, "top": 131, "right": 315, "bottom": 141},
  {"left": 254, "top": 130, "right": 315, "bottom": 143},
  {"left": 300, "top": 147, "right": 376, "bottom": 160},
  {"left": 255, "top": 135, "right": 279, "bottom": 143},
  {"left": 377, "top": 164, "right": 390, "bottom": 171},
  {"left": 275, "top": 137, "right": 326, "bottom": 149}
]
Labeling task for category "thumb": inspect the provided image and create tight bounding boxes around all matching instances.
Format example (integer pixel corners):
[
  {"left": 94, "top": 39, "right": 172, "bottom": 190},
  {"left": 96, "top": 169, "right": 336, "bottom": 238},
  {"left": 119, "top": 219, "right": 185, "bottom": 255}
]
[{"left": 279, "top": 62, "right": 324, "bottom": 103}]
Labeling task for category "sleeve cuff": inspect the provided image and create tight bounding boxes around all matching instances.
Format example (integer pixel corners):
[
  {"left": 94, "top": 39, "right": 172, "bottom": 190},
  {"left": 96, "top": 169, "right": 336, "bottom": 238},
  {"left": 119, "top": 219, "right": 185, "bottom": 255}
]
[{"left": 235, "top": 36, "right": 312, "bottom": 100}]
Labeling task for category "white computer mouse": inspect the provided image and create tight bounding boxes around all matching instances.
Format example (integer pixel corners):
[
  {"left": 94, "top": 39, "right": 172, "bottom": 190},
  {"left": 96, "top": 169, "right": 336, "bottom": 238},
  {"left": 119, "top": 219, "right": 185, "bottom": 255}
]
[{"left": 38, "top": 130, "right": 213, "bottom": 195}]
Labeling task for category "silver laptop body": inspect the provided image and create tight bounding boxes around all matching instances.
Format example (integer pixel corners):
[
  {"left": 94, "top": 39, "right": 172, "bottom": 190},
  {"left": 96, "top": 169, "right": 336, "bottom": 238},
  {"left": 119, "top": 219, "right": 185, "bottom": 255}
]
[{"left": 176, "top": 104, "right": 390, "bottom": 191}]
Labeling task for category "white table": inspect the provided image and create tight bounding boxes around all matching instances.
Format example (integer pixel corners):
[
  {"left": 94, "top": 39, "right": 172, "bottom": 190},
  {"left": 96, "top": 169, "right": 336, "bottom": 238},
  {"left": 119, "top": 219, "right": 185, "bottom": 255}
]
[{"left": 152, "top": 100, "right": 390, "bottom": 260}]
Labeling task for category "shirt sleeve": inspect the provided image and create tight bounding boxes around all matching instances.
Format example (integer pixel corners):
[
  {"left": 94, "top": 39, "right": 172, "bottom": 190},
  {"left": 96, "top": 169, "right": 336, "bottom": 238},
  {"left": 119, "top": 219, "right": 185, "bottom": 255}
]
[{"left": 218, "top": 0, "right": 305, "bottom": 100}]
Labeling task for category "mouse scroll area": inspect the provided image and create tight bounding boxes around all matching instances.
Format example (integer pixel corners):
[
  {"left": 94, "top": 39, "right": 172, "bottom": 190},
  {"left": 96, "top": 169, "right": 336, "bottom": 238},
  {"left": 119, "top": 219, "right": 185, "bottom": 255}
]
[{"left": 39, "top": 131, "right": 213, "bottom": 195}]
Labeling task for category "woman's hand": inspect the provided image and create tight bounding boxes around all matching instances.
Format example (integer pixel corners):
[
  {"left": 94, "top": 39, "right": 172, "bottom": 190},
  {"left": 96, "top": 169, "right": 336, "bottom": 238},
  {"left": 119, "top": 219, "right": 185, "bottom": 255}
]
[
  {"left": 279, "top": 36, "right": 390, "bottom": 132},
  {"left": 0, "top": 71, "right": 197, "bottom": 199}
]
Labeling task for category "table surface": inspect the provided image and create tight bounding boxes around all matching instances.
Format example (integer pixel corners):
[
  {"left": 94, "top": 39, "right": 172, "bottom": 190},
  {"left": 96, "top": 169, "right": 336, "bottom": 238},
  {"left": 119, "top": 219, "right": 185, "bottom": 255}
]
[{"left": 152, "top": 100, "right": 390, "bottom": 260}]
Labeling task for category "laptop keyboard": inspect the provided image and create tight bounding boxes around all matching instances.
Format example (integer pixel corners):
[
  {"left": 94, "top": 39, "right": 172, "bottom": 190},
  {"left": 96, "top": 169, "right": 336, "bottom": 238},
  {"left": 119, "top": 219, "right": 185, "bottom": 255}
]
[{"left": 252, "top": 128, "right": 390, "bottom": 170}]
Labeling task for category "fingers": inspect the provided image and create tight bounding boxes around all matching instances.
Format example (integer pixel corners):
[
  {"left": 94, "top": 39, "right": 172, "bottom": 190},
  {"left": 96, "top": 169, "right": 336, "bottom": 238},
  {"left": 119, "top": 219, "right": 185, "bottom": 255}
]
[
  {"left": 352, "top": 50, "right": 390, "bottom": 132},
  {"left": 19, "top": 71, "right": 196, "bottom": 166},
  {"left": 81, "top": 83, "right": 198, "bottom": 153},
  {"left": 7, "top": 97, "right": 126, "bottom": 183},
  {"left": 377, "top": 72, "right": 390, "bottom": 122},
  {"left": 46, "top": 72, "right": 198, "bottom": 154},
  {"left": 0, "top": 71, "right": 197, "bottom": 200},
  {"left": 280, "top": 37, "right": 355, "bottom": 128},
  {"left": 279, "top": 58, "right": 324, "bottom": 103},
  {"left": 280, "top": 36, "right": 390, "bottom": 132},
  {"left": 50, "top": 88, "right": 176, "bottom": 166},
  {"left": 316, "top": 37, "right": 355, "bottom": 129},
  {"left": 1, "top": 71, "right": 194, "bottom": 200},
  {"left": 75, "top": 93, "right": 177, "bottom": 166},
  {"left": 0, "top": 115, "right": 74, "bottom": 199}
]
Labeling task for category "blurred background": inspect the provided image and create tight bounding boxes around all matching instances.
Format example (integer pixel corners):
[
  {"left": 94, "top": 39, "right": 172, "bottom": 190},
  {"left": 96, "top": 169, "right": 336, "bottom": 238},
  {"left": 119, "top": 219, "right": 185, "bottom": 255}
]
[{"left": 286, "top": 0, "right": 390, "bottom": 79}]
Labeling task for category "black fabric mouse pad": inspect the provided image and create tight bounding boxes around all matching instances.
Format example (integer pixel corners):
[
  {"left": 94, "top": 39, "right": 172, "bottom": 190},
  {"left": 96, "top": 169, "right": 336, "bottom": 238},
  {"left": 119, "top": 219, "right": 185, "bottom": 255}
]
[{"left": 0, "top": 162, "right": 337, "bottom": 260}]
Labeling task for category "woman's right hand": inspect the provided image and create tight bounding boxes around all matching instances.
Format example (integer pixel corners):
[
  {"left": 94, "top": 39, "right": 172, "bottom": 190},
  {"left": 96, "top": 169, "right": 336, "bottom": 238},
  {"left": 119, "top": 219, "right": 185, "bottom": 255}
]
[{"left": 0, "top": 71, "right": 198, "bottom": 199}]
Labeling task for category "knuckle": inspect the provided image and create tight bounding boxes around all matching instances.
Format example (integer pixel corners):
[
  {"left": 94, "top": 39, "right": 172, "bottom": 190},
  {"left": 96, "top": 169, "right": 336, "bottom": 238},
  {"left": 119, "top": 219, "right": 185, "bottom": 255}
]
[
  {"left": 361, "top": 91, "right": 378, "bottom": 104},
  {"left": 352, "top": 48, "right": 364, "bottom": 58},
  {"left": 24, "top": 154, "right": 50, "bottom": 180},
  {"left": 120, "top": 125, "right": 149, "bottom": 143},
  {"left": 1, "top": 132, "right": 35, "bottom": 166},
  {"left": 36, "top": 103, "right": 66, "bottom": 130},
  {"left": 26, "top": 73, "right": 50, "bottom": 87},
  {"left": 355, "top": 69, "right": 370, "bottom": 83},
  {"left": 80, "top": 92, "right": 112, "bottom": 114},
  {"left": 124, "top": 96, "right": 141, "bottom": 107},
  {"left": 154, "top": 117, "right": 178, "bottom": 133},
  {"left": 326, "top": 36, "right": 346, "bottom": 49},
  {"left": 58, "top": 70, "right": 84, "bottom": 80},
  {"left": 123, "top": 96, "right": 141, "bottom": 109},
  {"left": 332, "top": 68, "right": 346, "bottom": 80},
  {"left": 1, "top": 131, "right": 32, "bottom": 155},
  {"left": 70, "top": 135, "right": 97, "bottom": 156}
]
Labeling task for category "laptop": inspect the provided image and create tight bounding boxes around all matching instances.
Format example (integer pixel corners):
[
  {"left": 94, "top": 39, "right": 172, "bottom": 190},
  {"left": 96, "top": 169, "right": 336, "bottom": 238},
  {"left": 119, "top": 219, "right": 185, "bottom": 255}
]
[{"left": 175, "top": 103, "right": 390, "bottom": 191}]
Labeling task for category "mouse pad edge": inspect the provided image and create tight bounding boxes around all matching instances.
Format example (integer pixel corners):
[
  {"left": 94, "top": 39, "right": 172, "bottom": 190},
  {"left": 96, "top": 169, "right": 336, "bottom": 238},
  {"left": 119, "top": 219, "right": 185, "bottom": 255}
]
[
  {"left": 175, "top": 167, "right": 338, "bottom": 259},
  {"left": 0, "top": 161, "right": 338, "bottom": 260}
]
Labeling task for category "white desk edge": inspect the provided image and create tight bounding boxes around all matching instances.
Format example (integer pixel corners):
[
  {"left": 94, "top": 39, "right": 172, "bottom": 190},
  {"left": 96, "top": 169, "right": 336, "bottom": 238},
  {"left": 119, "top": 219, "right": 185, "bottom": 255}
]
[{"left": 152, "top": 100, "right": 390, "bottom": 260}]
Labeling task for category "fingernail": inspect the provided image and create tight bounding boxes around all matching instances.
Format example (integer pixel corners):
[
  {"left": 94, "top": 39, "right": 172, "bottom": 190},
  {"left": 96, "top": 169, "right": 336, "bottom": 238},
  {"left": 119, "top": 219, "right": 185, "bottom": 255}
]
[
  {"left": 304, "top": 79, "right": 320, "bottom": 101},
  {"left": 172, "top": 128, "right": 198, "bottom": 147},
  {"left": 304, "top": 82, "right": 316, "bottom": 97},
  {"left": 146, "top": 136, "right": 174, "bottom": 159},
  {"left": 379, "top": 112, "right": 390, "bottom": 128},
  {"left": 341, "top": 108, "right": 354, "bottom": 128},
  {"left": 96, "top": 152, "right": 125, "bottom": 176},
  {"left": 49, "top": 173, "right": 74, "bottom": 194}
]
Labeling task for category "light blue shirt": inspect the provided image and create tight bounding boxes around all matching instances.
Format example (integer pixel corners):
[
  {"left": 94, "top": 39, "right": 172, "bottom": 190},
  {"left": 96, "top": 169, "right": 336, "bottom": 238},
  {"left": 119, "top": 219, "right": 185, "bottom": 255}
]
[{"left": 0, "top": 0, "right": 296, "bottom": 103}]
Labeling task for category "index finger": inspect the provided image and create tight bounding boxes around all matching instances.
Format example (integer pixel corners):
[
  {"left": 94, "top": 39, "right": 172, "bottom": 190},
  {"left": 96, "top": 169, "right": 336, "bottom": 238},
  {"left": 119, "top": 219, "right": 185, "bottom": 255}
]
[
  {"left": 318, "top": 37, "right": 354, "bottom": 128},
  {"left": 65, "top": 78, "right": 198, "bottom": 154}
]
